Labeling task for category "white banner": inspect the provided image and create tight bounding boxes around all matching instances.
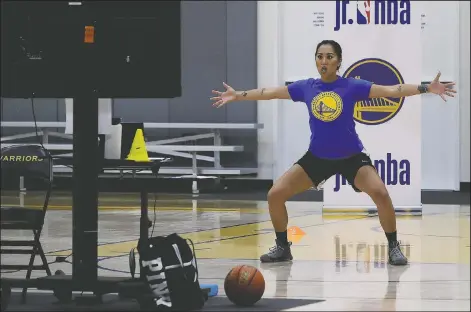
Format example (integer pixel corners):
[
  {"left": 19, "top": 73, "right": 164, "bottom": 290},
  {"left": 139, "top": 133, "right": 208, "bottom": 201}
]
[{"left": 280, "top": 1, "right": 422, "bottom": 211}]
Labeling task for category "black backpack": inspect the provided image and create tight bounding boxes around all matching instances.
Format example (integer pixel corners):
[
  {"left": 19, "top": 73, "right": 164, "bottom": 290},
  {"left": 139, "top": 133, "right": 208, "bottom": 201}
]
[{"left": 129, "top": 233, "right": 206, "bottom": 311}]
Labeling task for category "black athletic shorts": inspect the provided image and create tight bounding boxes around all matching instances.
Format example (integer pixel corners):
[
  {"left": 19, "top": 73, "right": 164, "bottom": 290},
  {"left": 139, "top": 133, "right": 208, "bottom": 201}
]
[{"left": 296, "top": 151, "right": 375, "bottom": 192}]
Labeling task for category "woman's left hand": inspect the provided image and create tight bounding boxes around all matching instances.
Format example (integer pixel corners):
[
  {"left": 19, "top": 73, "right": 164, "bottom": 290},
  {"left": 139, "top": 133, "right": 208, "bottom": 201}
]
[{"left": 428, "top": 72, "right": 457, "bottom": 102}]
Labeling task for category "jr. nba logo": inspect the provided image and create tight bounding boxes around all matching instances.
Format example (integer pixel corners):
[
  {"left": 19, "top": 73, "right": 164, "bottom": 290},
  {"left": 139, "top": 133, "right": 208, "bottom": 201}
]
[
  {"left": 356, "top": 0, "right": 371, "bottom": 25},
  {"left": 334, "top": 0, "right": 411, "bottom": 31}
]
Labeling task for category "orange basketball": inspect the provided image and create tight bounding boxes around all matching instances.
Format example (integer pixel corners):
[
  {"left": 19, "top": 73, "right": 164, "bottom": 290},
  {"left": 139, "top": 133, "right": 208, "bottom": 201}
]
[{"left": 224, "top": 265, "right": 265, "bottom": 306}]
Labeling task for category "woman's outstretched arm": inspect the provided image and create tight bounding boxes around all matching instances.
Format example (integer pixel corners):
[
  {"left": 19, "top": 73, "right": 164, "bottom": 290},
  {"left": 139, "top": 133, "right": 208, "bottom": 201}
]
[
  {"left": 369, "top": 72, "right": 456, "bottom": 102},
  {"left": 211, "top": 82, "right": 291, "bottom": 107}
]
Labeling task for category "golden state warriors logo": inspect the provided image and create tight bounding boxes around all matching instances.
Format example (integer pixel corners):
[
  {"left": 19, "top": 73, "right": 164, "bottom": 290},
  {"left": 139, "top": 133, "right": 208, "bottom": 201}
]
[
  {"left": 311, "top": 91, "right": 343, "bottom": 122},
  {"left": 343, "top": 58, "right": 404, "bottom": 125}
]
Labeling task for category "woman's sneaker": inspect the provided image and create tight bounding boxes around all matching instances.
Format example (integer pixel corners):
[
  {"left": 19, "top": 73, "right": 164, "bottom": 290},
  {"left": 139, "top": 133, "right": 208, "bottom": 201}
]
[
  {"left": 388, "top": 241, "right": 408, "bottom": 265},
  {"left": 260, "top": 239, "right": 293, "bottom": 263}
]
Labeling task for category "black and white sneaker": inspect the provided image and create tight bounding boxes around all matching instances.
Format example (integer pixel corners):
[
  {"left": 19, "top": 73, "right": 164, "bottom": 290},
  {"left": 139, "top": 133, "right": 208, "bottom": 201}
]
[
  {"left": 388, "top": 241, "right": 408, "bottom": 265},
  {"left": 260, "top": 239, "right": 293, "bottom": 263}
]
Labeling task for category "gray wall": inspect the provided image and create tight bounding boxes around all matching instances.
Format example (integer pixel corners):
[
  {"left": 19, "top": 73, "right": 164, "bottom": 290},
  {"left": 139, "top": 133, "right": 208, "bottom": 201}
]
[{"left": 1, "top": 1, "right": 258, "bottom": 168}]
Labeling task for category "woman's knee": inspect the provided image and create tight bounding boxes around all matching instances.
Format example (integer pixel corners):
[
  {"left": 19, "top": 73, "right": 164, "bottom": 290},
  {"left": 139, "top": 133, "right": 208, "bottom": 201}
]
[
  {"left": 355, "top": 166, "right": 391, "bottom": 203},
  {"left": 267, "top": 164, "right": 313, "bottom": 205},
  {"left": 367, "top": 185, "right": 390, "bottom": 202},
  {"left": 267, "top": 186, "right": 290, "bottom": 204}
]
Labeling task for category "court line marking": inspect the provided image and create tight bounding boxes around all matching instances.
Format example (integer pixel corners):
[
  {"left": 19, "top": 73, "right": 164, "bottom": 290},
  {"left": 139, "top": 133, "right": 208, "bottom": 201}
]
[
  {"left": 2, "top": 203, "right": 267, "bottom": 213},
  {"left": 78, "top": 215, "right": 373, "bottom": 275},
  {"left": 42, "top": 210, "right": 469, "bottom": 263},
  {"left": 55, "top": 210, "right": 463, "bottom": 261},
  {"left": 92, "top": 256, "right": 471, "bottom": 277},
  {"left": 45, "top": 211, "right": 325, "bottom": 256},
  {"left": 6, "top": 209, "right": 468, "bottom": 277},
  {"left": 91, "top": 210, "right": 469, "bottom": 270}
]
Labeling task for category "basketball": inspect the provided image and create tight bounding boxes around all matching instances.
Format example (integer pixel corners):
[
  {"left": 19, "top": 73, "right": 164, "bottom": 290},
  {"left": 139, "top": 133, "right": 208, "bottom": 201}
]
[{"left": 224, "top": 265, "right": 265, "bottom": 306}]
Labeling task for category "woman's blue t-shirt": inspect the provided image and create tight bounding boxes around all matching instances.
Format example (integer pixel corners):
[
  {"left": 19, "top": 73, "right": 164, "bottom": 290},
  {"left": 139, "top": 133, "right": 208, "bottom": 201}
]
[{"left": 287, "top": 76, "right": 373, "bottom": 159}]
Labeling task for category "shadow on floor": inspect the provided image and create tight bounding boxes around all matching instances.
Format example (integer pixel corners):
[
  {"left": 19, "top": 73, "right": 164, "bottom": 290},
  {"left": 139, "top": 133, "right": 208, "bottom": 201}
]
[{"left": 4, "top": 291, "right": 323, "bottom": 312}]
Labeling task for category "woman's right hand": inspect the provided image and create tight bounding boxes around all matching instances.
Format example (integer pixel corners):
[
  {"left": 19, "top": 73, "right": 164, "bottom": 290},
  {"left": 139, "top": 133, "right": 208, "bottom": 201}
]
[{"left": 211, "top": 82, "right": 237, "bottom": 108}]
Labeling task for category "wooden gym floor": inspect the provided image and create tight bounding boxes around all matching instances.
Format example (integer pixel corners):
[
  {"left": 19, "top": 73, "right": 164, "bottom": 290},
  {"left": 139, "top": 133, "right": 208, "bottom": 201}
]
[{"left": 1, "top": 191, "right": 470, "bottom": 311}]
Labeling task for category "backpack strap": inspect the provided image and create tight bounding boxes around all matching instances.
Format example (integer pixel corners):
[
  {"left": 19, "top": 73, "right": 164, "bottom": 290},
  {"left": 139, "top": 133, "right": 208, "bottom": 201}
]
[
  {"left": 129, "top": 247, "right": 136, "bottom": 279},
  {"left": 186, "top": 238, "right": 199, "bottom": 282}
]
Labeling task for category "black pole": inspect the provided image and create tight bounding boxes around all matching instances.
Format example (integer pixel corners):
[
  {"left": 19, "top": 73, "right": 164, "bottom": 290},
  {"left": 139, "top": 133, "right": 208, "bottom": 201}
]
[
  {"left": 72, "top": 92, "right": 99, "bottom": 288},
  {"left": 140, "top": 190, "right": 148, "bottom": 245},
  {"left": 72, "top": 27, "right": 99, "bottom": 287}
]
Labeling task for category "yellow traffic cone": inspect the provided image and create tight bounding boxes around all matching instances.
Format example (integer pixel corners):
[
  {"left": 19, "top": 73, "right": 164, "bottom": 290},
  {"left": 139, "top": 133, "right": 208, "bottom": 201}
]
[{"left": 126, "top": 129, "right": 150, "bottom": 162}]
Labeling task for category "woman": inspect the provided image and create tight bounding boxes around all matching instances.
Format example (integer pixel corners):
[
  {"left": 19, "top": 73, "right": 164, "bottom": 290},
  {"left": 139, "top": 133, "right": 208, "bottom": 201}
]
[{"left": 210, "top": 40, "right": 456, "bottom": 265}]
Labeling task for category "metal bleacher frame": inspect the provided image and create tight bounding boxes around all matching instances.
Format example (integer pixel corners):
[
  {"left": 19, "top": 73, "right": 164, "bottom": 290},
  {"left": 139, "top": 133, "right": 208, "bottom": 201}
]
[{"left": 0, "top": 120, "right": 264, "bottom": 191}]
